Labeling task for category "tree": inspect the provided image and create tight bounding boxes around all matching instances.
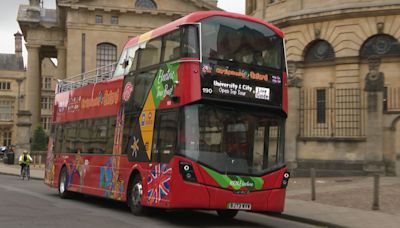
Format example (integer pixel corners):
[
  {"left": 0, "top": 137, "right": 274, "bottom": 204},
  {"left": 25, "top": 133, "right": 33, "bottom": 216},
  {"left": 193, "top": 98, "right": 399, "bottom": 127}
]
[{"left": 31, "top": 125, "right": 47, "bottom": 151}]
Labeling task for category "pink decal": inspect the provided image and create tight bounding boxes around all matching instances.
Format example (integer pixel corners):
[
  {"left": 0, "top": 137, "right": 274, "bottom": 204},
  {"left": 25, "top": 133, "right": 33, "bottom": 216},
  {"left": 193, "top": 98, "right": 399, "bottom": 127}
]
[{"left": 123, "top": 82, "right": 134, "bottom": 102}]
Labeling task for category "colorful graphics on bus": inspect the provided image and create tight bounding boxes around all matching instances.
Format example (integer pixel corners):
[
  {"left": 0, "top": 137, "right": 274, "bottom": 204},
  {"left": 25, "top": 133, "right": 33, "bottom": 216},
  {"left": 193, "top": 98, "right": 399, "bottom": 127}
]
[
  {"left": 202, "top": 166, "right": 264, "bottom": 191},
  {"left": 127, "top": 62, "right": 180, "bottom": 162},
  {"left": 147, "top": 164, "right": 172, "bottom": 205}
]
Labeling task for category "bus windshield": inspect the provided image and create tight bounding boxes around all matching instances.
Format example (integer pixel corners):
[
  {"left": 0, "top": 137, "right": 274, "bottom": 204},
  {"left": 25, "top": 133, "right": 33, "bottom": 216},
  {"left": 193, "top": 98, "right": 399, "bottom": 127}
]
[
  {"left": 201, "top": 16, "right": 283, "bottom": 69},
  {"left": 179, "top": 104, "right": 285, "bottom": 175}
]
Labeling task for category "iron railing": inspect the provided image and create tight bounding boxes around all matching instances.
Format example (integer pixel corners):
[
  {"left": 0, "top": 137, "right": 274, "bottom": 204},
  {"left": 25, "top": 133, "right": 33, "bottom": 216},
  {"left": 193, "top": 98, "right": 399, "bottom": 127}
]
[
  {"left": 57, "top": 62, "right": 117, "bottom": 93},
  {"left": 299, "top": 88, "right": 367, "bottom": 139}
]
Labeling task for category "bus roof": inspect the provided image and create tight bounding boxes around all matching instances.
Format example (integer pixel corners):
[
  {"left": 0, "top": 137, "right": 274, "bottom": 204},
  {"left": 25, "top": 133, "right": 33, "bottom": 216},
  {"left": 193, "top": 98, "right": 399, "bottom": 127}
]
[{"left": 125, "top": 11, "right": 284, "bottom": 49}]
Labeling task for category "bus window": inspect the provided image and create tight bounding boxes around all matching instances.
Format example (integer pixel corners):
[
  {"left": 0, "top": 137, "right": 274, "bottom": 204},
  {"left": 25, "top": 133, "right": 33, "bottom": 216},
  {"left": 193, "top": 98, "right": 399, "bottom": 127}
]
[
  {"left": 201, "top": 16, "right": 282, "bottom": 69},
  {"left": 54, "top": 124, "right": 64, "bottom": 153},
  {"left": 163, "top": 30, "right": 181, "bottom": 62},
  {"left": 138, "top": 38, "right": 162, "bottom": 69},
  {"left": 123, "top": 69, "right": 157, "bottom": 113},
  {"left": 152, "top": 111, "right": 178, "bottom": 163},
  {"left": 113, "top": 49, "right": 127, "bottom": 77},
  {"left": 125, "top": 46, "right": 139, "bottom": 75},
  {"left": 182, "top": 25, "right": 199, "bottom": 58}
]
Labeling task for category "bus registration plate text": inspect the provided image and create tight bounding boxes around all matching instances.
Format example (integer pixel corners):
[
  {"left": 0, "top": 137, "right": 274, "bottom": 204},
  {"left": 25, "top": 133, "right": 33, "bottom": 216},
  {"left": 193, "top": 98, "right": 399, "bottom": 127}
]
[{"left": 227, "top": 202, "right": 252, "bottom": 210}]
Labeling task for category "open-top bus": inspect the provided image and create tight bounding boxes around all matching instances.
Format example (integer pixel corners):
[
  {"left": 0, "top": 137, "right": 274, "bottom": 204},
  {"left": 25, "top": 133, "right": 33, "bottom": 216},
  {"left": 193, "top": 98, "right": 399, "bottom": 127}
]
[{"left": 45, "top": 11, "right": 289, "bottom": 218}]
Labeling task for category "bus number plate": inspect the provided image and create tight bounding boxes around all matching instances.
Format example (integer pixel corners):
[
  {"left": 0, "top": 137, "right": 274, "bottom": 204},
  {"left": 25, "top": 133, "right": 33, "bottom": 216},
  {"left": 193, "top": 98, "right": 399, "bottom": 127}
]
[{"left": 227, "top": 203, "right": 252, "bottom": 210}]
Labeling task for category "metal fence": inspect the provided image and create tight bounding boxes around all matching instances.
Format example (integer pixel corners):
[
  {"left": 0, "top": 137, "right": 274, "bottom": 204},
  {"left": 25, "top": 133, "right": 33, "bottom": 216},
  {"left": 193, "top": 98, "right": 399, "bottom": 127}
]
[
  {"left": 299, "top": 87, "right": 366, "bottom": 139},
  {"left": 57, "top": 62, "right": 117, "bottom": 93}
]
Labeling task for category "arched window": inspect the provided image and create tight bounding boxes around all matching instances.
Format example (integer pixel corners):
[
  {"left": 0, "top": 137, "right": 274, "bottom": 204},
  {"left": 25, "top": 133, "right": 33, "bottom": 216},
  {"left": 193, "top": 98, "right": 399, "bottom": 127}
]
[
  {"left": 135, "top": 0, "right": 157, "bottom": 9},
  {"left": 304, "top": 40, "right": 335, "bottom": 62},
  {"left": 360, "top": 34, "right": 400, "bottom": 58},
  {"left": 96, "top": 43, "right": 117, "bottom": 68}
]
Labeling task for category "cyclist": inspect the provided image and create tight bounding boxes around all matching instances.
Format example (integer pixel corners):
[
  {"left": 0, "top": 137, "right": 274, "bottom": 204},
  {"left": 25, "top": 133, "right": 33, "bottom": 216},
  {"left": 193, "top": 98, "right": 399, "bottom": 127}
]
[{"left": 18, "top": 150, "right": 33, "bottom": 180}]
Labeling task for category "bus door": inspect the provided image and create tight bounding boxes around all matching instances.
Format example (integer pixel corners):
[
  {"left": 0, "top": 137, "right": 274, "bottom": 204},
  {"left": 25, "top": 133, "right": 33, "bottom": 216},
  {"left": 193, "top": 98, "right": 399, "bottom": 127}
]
[{"left": 146, "top": 110, "right": 178, "bottom": 206}]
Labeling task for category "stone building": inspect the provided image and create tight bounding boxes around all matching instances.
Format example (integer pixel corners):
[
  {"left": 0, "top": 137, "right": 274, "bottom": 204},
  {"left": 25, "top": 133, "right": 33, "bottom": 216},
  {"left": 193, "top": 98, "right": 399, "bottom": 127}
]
[
  {"left": 0, "top": 33, "right": 26, "bottom": 148},
  {"left": 0, "top": 31, "right": 59, "bottom": 152},
  {"left": 17, "top": 0, "right": 219, "bottom": 131},
  {"left": 246, "top": 0, "right": 400, "bottom": 175}
]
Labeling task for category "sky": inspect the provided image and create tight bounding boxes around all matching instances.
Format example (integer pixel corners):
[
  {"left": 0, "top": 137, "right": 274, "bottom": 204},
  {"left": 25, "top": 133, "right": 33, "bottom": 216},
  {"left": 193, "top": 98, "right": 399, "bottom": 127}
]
[{"left": 0, "top": 0, "right": 245, "bottom": 63}]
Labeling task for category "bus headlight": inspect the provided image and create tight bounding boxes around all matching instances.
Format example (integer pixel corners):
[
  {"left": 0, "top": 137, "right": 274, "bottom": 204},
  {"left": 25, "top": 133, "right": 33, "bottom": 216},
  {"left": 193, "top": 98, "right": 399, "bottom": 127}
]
[
  {"left": 179, "top": 161, "right": 197, "bottom": 183},
  {"left": 281, "top": 172, "right": 290, "bottom": 188}
]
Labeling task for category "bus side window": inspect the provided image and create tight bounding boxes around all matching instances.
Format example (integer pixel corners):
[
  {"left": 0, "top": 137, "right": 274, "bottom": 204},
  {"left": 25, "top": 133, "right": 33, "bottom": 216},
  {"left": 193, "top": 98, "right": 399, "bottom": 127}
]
[
  {"left": 152, "top": 110, "right": 178, "bottom": 163},
  {"left": 138, "top": 38, "right": 162, "bottom": 69},
  {"left": 182, "top": 25, "right": 200, "bottom": 58},
  {"left": 163, "top": 30, "right": 181, "bottom": 62}
]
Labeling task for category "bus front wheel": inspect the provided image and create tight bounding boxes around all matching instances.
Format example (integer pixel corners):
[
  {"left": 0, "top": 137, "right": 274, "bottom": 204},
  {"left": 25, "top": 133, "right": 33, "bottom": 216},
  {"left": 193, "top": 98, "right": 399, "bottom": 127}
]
[
  {"left": 217, "top": 210, "right": 238, "bottom": 219},
  {"left": 58, "top": 167, "right": 71, "bottom": 199},
  {"left": 128, "top": 175, "right": 146, "bottom": 215}
]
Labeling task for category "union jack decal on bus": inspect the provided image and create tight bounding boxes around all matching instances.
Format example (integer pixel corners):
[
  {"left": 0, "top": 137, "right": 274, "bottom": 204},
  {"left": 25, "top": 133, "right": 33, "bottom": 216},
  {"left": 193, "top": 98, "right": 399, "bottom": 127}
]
[{"left": 147, "top": 164, "right": 172, "bottom": 205}]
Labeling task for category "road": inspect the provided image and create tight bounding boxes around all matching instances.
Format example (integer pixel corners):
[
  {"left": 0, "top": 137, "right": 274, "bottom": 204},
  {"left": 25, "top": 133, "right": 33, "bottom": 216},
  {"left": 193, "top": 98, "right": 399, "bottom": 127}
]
[{"left": 0, "top": 174, "right": 320, "bottom": 228}]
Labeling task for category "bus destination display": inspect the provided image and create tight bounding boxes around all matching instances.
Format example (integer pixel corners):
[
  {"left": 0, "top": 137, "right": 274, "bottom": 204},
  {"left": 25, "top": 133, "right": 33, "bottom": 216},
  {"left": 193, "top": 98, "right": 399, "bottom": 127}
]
[{"left": 200, "top": 61, "right": 283, "bottom": 107}]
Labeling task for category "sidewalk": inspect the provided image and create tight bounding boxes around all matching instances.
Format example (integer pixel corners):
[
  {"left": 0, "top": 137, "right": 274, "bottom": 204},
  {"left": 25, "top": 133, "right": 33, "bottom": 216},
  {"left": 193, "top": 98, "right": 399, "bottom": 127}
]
[
  {"left": 284, "top": 176, "right": 400, "bottom": 228},
  {"left": 1, "top": 163, "right": 400, "bottom": 227},
  {"left": 0, "top": 162, "right": 44, "bottom": 180}
]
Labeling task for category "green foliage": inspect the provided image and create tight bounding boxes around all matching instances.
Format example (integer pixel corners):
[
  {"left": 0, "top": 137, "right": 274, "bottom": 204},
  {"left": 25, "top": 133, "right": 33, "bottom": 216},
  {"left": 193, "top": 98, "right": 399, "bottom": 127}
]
[{"left": 31, "top": 125, "right": 47, "bottom": 151}]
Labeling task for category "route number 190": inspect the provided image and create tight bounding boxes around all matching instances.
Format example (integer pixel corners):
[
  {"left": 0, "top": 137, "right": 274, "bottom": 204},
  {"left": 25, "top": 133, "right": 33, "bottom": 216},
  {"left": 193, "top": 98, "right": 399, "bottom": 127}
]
[{"left": 202, "top": 88, "right": 213, "bottom": 94}]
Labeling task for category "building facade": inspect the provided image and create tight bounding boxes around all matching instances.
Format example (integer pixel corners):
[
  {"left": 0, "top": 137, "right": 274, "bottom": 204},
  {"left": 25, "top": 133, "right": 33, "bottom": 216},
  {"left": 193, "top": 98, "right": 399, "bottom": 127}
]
[
  {"left": 247, "top": 0, "right": 400, "bottom": 175},
  {"left": 0, "top": 32, "right": 59, "bottom": 149},
  {"left": 0, "top": 33, "right": 25, "bottom": 148}
]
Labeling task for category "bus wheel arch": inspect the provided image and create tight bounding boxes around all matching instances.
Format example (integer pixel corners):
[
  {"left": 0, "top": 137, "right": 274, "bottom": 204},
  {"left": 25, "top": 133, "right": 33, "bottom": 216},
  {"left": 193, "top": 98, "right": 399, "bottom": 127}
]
[{"left": 127, "top": 169, "right": 146, "bottom": 215}]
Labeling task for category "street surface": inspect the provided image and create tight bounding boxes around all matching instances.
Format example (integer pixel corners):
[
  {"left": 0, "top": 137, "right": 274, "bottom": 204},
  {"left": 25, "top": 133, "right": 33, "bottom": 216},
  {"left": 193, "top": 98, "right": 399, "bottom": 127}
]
[{"left": 0, "top": 174, "right": 319, "bottom": 228}]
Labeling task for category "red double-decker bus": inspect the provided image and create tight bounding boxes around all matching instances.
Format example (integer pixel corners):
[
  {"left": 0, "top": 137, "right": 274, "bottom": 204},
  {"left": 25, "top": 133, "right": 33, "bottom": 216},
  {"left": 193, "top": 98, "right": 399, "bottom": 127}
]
[{"left": 45, "top": 11, "right": 289, "bottom": 218}]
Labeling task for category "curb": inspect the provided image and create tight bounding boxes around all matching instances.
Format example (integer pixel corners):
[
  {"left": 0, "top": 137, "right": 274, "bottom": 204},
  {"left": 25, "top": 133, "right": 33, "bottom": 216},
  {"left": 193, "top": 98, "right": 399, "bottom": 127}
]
[{"left": 0, "top": 171, "right": 44, "bottom": 181}]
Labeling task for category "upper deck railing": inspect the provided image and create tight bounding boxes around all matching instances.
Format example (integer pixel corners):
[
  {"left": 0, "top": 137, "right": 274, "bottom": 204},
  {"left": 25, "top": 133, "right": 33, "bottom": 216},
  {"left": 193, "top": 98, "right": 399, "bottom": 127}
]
[{"left": 56, "top": 62, "right": 117, "bottom": 93}]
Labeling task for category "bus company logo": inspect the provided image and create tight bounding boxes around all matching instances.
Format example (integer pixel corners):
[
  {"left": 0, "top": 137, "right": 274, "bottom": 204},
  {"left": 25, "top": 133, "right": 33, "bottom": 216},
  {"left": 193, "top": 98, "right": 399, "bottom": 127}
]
[
  {"left": 255, "top": 87, "right": 270, "bottom": 100},
  {"left": 67, "top": 96, "right": 81, "bottom": 112},
  {"left": 215, "top": 66, "right": 248, "bottom": 79},
  {"left": 250, "top": 71, "right": 269, "bottom": 81},
  {"left": 202, "top": 64, "right": 212, "bottom": 74},
  {"left": 81, "top": 89, "right": 120, "bottom": 109},
  {"left": 229, "top": 180, "right": 254, "bottom": 188},
  {"left": 123, "top": 82, "right": 134, "bottom": 102}
]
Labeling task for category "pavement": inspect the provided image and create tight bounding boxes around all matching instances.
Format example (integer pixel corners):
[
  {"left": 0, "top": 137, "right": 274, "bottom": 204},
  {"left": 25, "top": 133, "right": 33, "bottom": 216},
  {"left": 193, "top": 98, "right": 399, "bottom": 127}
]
[{"left": 1, "top": 162, "right": 400, "bottom": 228}]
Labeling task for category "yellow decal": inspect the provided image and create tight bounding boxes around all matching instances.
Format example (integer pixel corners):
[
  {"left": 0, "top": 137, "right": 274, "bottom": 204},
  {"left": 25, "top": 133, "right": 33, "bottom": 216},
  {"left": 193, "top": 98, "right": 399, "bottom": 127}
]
[
  {"left": 139, "top": 31, "right": 153, "bottom": 43},
  {"left": 139, "top": 92, "right": 156, "bottom": 160}
]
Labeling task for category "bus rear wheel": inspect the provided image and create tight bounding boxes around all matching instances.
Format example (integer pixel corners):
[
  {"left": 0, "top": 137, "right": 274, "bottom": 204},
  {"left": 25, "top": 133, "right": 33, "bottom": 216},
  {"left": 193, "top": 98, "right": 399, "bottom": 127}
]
[
  {"left": 217, "top": 210, "right": 238, "bottom": 219},
  {"left": 128, "top": 175, "right": 146, "bottom": 215},
  {"left": 58, "top": 167, "right": 71, "bottom": 199}
]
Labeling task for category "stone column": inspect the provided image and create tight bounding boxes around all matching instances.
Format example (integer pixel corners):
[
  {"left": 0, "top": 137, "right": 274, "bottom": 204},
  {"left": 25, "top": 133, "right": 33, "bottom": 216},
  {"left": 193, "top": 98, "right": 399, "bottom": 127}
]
[
  {"left": 26, "top": 45, "right": 41, "bottom": 128},
  {"left": 383, "top": 127, "right": 396, "bottom": 176},
  {"left": 285, "top": 61, "right": 303, "bottom": 170},
  {"left": 16, "top": 111, "right": 32, "bottom": 163},
  {"left": 57, "top": 46, "right": 67, "bottom": 80},
  {"left": 363, "top": 56, "right": 385, "bottom": 174}
]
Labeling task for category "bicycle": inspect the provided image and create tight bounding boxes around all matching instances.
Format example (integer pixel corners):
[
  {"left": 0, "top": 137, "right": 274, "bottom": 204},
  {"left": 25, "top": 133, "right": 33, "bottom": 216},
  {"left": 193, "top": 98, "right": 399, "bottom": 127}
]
[{"left": 20, "top": 164, "right": 30, "bottom": 180}]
